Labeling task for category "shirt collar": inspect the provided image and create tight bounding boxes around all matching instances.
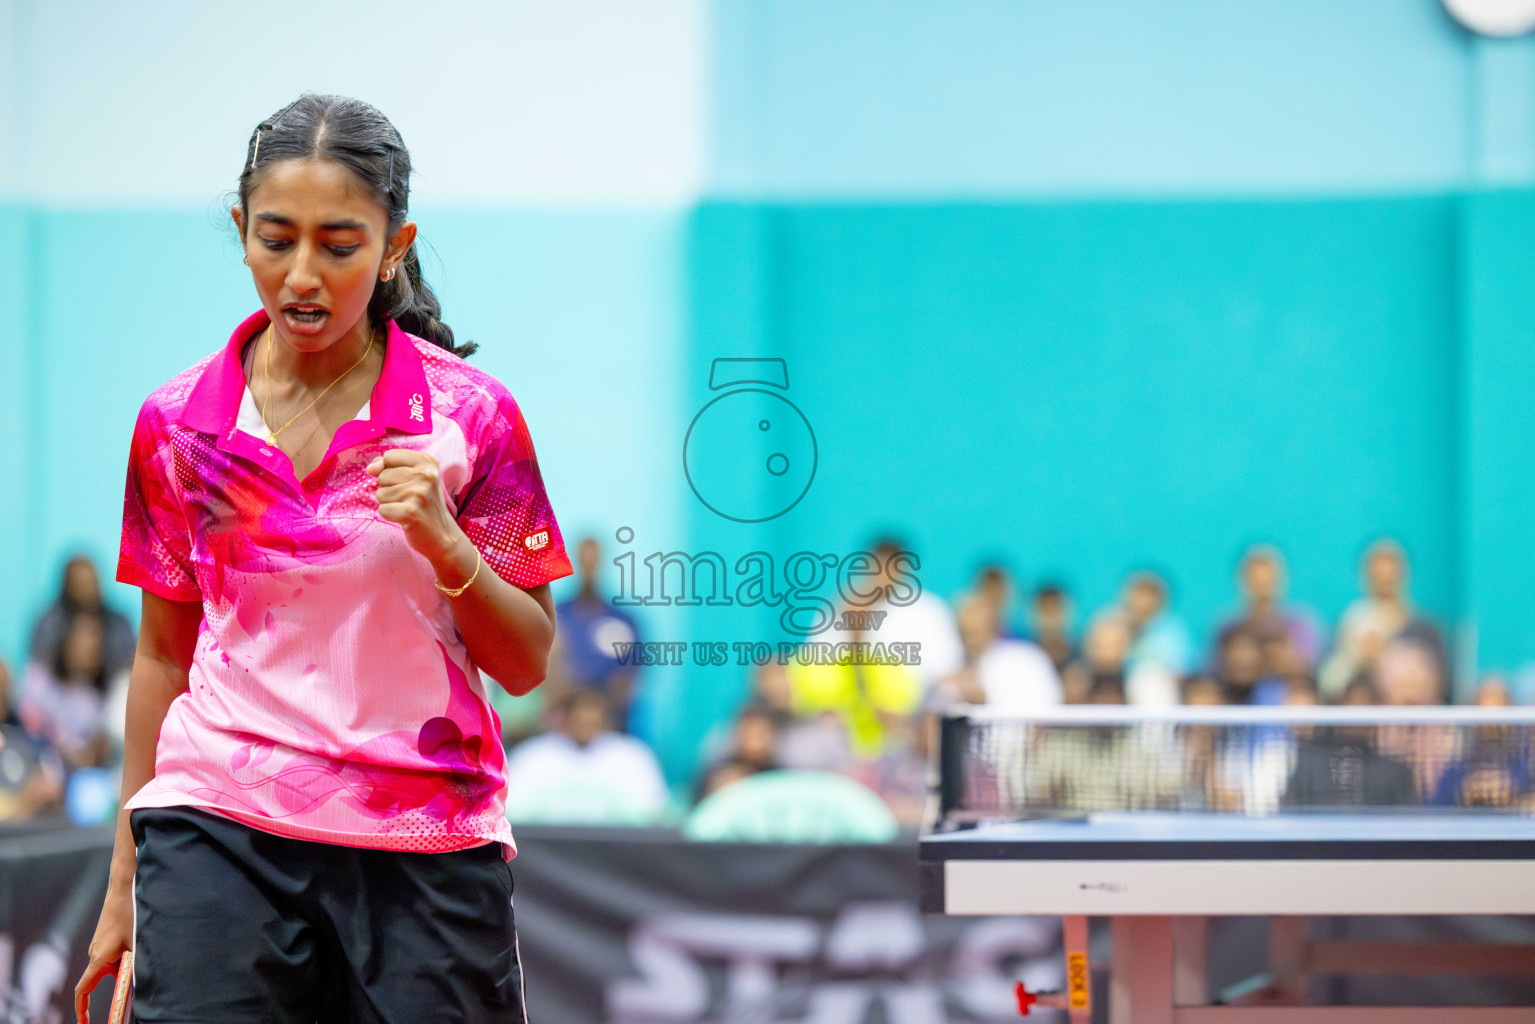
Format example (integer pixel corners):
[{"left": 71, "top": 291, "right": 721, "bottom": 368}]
[{"left": 180, "top": 307, "right": 433, "bottom": 437}]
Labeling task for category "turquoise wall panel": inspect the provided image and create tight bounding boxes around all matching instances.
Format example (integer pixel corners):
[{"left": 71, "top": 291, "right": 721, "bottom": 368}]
[
  {"left": 666, "top": 195, "right": 1461, "bottom": 763},
  {"left": 1459, "top": 190, "right": 1535, "bottom": 682}
]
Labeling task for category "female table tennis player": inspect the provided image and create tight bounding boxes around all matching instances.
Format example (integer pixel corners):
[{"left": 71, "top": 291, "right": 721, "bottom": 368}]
[{"left": 73, "top": 92, "right": 572, "bottom": 1023}]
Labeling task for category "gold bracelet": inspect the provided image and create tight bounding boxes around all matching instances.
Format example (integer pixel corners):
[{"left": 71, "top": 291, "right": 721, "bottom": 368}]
[{"left": 434, "top": 547, "right": 482, "bottom": 598}]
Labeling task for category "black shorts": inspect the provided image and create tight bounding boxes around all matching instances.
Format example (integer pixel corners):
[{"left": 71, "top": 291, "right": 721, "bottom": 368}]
[{"left": 129, "top": 807, "right": 527, "bottom": 1024}]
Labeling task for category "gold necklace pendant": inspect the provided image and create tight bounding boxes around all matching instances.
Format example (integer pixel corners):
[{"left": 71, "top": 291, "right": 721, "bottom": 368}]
[{"left": 259, "top": 323, "right": 377, "bottom": 448}]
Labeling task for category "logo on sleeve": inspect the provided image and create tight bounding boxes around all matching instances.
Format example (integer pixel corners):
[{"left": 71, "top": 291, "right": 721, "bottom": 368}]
[{"left": 523, "top": 529, "right": 551, "bottom": 552}]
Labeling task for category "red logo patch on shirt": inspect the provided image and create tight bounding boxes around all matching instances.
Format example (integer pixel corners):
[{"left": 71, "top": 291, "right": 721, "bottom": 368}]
[{"left": 522, "top": 529, "right": 551, "bottom": 552}]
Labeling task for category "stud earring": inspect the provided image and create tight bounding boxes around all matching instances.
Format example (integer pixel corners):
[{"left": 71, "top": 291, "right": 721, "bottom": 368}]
[{"left": 243, "top": 254, "right": 250, "bottom": 265}]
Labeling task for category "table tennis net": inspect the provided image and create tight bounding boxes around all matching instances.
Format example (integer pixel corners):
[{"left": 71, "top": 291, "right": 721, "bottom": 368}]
[{"left": 936, "top": 707, "right": 1535, "bottom": 822}]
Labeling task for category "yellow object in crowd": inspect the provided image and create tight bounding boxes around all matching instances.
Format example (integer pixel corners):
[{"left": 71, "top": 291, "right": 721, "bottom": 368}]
[{"left": 785, "top": 653, "right": 923, "bottom": 759}]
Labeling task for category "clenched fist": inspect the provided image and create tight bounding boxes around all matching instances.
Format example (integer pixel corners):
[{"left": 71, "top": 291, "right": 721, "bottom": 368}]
[{"left": 365, "top": 449, "right": 463, "bottom": 565}]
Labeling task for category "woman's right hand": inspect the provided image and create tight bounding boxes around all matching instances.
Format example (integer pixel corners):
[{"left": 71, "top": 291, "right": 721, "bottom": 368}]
[
  {"left": 74, "top": 881, "right": 132, "bottom": 1024},
  {"left": 72, "top": 591, "right": 203, "bottom": 1022}
]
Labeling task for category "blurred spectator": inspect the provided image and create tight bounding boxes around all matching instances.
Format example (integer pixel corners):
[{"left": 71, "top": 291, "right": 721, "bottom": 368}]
[
  {"left": 19, "top": 612, "right": 128, "bottom": 769},
  {"left": 1259, "top": 632, "right": 1315, "bottom": 703},
  {"left": 684, "top": 770, "right": 899, "bottom": 844},
  {"left": 1436, "top": 753, "right": 1535, "bottom": 810},
  {"left": 502, "top": 689, "right": 669, "bottom": 825},
  {"left": 0, "top": 724, "right": 65, "bottom": 821},
  {"left": 1339, "top": 674, "right": 1383, "bottom": 706},
  {"left": 1127, "top": 664, "right": 1181, "bottom": 707},
  {"left": 776, "top": 711, "right": 852, "bottom": 772},
  {"left": 695, "top": 703, "right": 780, "bottom": 803},
  {"left": 30, "top": 555, "right": 136, "bottom": 679},
  {"left": 746, "top": 661, "right": 794, "bottom": 729},
  {"left": 1369, "top": 635, "right": 1456, "bottom": 796},
  {"left": 1283, "top": 723, "right": 1419, "bottom": 808},
  {"left": 1474, "top": 675, "right": 1515, "bottom": 707},
  {"left": 968, "top": 562, "right": 1021, "bottom": 639},
  {"left": 786, "top": 586, "right": 925, "bottom": 761},
  {"left": 931, "top": 596, "right": 1061, "bottom": 711},
  {"left": 1027, "top": 583, "right": 1077, "bottom": 673},
  {"left": 1283, "top": 674, "right": 1323, "bottom": 706},
  {"left": 1062, "top": 613, "right": 1131, "bottom": 704},
  {"left": 1181, "top": 674, "right": 1227, "bottom": 706},
  {"left": 694, "top": 761, "right": 755, "bottom": 803},
  {"left": 1076, "top": 581, "right": 1185, "bottom": 706},
  {"left": 1241, "top": 631, "right": 1312, "bottom": 706},
  {"left": 1319, "top": 539, "right": 1447, "bottom": 700},
  {"left": 1087, "top": 674, "right": 1128, "bottom": 704},
  {"left": 1434, "top": 695, "right": 1534, "bottom": 809},
  {"left": 553, "top": 536, "right": 644, "bottom": 731},
  {"left": 785, "top": 649, "right": 921, "bottom": 762},
  {"left": 863, "top": 537, "right": 963, "bottom": 691},
  {"left": 1013, "top": 712, "right": 1184, "bottom": 811},
  {"left": 1214, "top": 625, "right": 1265, "bottom": 704},
  {"left": 753, "top": 661, "right": 853, "bottom": 772},
  {"left": 0, "top": 657, "right": 22, "bottom": 728},
  {"left": 851, "top": 711, "right": 931, "bottom": 827},
  {"left": 1120, "top": 571, "right": 1195, "bottom": 677},
  {"left": 1213, "top": 546, "right": 1324, "bottom": 671},
  {"left": 1375, "top": 635, "right": 1447, "bottom": 706}
]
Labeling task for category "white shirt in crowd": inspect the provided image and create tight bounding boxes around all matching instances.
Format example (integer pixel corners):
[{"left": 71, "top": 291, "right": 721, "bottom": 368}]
[
  {"left": 975, "top": 638, "right": 1063, "bottom": 709},
  {"left": 871, "top": 591, "right": 964, "bottom": 689},
  {"left": 502, "top": 731, "right": 669, "bottom": 826}
]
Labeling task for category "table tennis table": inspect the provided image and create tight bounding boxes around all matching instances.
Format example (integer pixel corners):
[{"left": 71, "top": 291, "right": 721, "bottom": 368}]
[
  {"left": 921, "top": 709, "right": 1535, "bottom": 1019},
  {"left": 921, "top": 811, "right": 1535, "bottom": 1023}
]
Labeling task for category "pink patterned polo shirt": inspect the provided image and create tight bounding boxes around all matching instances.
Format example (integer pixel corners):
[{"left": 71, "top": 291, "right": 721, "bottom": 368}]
[{"left": 117, "top": 307, "right": 573, "bottom": 858}]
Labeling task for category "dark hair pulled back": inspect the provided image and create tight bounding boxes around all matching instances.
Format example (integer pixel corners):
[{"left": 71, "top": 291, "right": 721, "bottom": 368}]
[{"left": 235, "top": 92, "right": 477, "bottom": 359}]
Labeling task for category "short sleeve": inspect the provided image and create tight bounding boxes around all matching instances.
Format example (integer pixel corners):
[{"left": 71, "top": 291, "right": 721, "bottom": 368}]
[
  {"left": 116, "top": 400, "right": 202, "bottom": 602},
  {"left": 456, "top": 393, "right": 573, "bottom": 590}
]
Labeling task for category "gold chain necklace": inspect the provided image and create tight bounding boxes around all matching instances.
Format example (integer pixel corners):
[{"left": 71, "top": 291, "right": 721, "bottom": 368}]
[{"left": 259, "top": 323, "right": 377, "bottom": 447}]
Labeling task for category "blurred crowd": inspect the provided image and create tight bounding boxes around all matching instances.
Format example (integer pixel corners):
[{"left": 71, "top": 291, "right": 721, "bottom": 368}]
[
  {"left": 667, "top": 537, "right": 1524, "bottom": 834},
  {"left": 0, "top": 556, "right": 133, "bottom": 823},
  {"left": 2, "top": 537, "right": 1526, "bottom": 835}
]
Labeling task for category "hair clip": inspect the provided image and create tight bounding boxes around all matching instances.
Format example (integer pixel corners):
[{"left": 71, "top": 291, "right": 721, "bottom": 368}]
[{"left": 251, "top": 130, "right": 261, "bottom": 168}]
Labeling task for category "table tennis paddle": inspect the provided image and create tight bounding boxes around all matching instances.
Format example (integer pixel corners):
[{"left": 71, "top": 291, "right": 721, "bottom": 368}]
[{"left": 107, "top": 950, "right": 133, "bottom": 1024}]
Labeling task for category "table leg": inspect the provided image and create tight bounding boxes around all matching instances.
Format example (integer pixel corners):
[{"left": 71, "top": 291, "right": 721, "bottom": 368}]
[
  {"left": 1061, "top": 915, "right": 1091, "bottom": 1023},
  {"left": 1172, "top": 916, "right": 1209, "bottom": 1006},
  {"left": 1110, "top": 916, "right": 1174, "bottom": 1024},
  {"left": 1269, "top": 915, "right": 1310, "bottom": 1003}
]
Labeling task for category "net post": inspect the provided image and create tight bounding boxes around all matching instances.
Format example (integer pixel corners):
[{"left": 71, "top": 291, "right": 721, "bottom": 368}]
[{"left": 936, "top": 710, "right": 971, "bottom": 826}]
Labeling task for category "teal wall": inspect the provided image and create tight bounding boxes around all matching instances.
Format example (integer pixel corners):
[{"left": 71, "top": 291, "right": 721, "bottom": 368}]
[
  {"left": 652, "top": 193, "right": 1478, "bottom": 769},
  {"left": 696, "top": 194, "right": 1459, "bottom": 622},
  {"left": 1459, "top": 191, "right": 1535, "bottom": 677}
]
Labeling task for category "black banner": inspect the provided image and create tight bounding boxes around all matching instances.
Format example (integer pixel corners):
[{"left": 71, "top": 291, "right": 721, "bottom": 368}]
[
  {"left": 509, "top": 827, "right": 1063, "bottom": 1024},
  {"left": 0, "top": 821, "right": 115, "bottom": 1024}
]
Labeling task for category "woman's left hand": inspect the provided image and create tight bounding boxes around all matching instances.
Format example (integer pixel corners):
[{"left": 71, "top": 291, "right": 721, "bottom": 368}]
[{"left": 366, "top": 449, "right": 464, "bottom": 564}]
